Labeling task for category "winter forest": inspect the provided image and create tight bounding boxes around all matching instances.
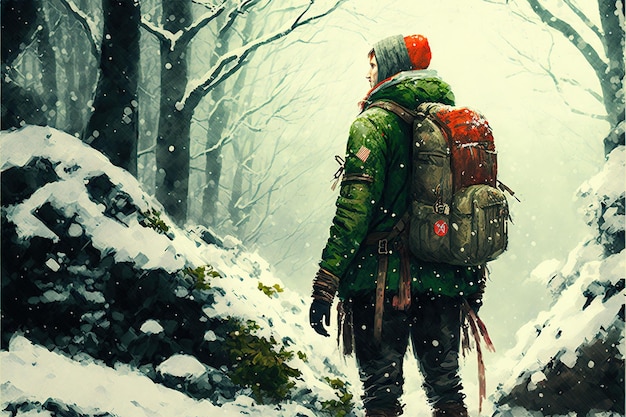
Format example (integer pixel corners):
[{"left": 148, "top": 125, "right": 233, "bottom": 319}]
[{"left": 0, "top": 0, "right": 624, "bottom": 416}]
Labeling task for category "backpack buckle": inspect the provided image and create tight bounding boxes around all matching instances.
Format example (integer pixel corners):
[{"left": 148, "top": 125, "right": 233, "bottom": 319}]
[
  {"left": 378, "top": 239, "right": 389, "bottom": 255},
  {"left": 433, "top": 201, "right": 450, "bottom": 215}
]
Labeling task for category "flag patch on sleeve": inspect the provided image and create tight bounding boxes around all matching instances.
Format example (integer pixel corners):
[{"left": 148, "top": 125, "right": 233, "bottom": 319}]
[{"left": 355, "top": 146, "right": 370, "bottom": 163}]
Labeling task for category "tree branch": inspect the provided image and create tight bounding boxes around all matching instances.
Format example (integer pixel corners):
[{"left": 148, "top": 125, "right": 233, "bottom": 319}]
[
  {"left": 501, "top": 34, "right": 606, "bottom": 118},
  {"left": 140, "top": 17, "right": 177, "bottom": 45},
  {"left": 217, "top": 0, "right": 261, "bottom": 37},
  {"left": 524, "top": 0, "right": 608, "bottom": 81},
  {"left": 179, "top": 3, "right": 228, "bottom": 47},
  {"left": 190, "top": 68, "right": 291, "bottom": 160},
  {"left": 141, "top": 2, "right": 226, "bottom": 51},
  {"left": 179, "top": 0, "right": 348, "bottom": 110},
  {"left": 57, "top": 0, "right": 100, "bottom": 58},
  {"left": 562, "top": 0, "right": 604, "bottom": 47}
]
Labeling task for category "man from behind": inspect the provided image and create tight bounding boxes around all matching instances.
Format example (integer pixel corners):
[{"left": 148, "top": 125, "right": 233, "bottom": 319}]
[{"left": 309, "top": 34, "right": 485, "bottom": 417}]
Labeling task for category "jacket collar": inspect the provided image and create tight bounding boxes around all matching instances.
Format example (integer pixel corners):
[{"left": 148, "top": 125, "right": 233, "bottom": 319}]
[{"left": 359, "top": 69, "right": 440, "bottom": 111}]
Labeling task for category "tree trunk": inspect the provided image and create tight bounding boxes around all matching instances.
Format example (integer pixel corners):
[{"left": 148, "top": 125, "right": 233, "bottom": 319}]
[
  {"left": 37, "top": 5, "right": 58, "bottom": 127},
  {"left": 1, "top": 0, "right": 38, "bottom": 65},
  {"left": 200, "top": 29, "right": 231, "bottom": 228},
  {"left": 155, "top": 0, "right": 192, "bottom": 225},
  {"left": 598, "top": 0, "right": 625, "bottom": 155},
  {"left": 84, "top": 0, "right": 140, "bottom": 176},
  {"left": 60, "top": 21, "right": 81, "bottom": 136},
  {"left": 201, "top": 125, "right": 223, "bottom": 227}
]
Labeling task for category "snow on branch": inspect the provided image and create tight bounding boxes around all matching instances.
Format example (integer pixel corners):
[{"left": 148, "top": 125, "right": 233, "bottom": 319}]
[
  {"left": 141, "top": 2, "right": 227, "bottom": 51},
  {"left": 140, "top": 18, "right": 180, "bottom": 47},
  {"left": 57, "top": 0, "right": 100, "bottom": 58},
  {"left": 217, "top": 0, "right": 261, "bottom": 38},
  {"left": 181, "top": 5, "right": 228, "bottom": 47},
  {"left": 179, "top": 0, "right": 347, "bottom": 110}
]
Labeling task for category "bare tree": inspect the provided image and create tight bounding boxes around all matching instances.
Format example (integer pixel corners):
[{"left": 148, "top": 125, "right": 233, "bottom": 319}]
[
  {"left": 518, "top": 0, "right": 624, "bottom": 155},
  {"left": 27, "top": 0, "right": 346, "bottom": 228},
  {"left": 141, "top": 0, "right": 347, "bottom": 225},
  {"left": 36, "top": 5, "right": 58, "bottom": 127},
  {"left": 502, "top": 0, "right": 624, "bottom": 255},
  {"left": 55, "top": 0, "right": 100, "bottom": 136}
]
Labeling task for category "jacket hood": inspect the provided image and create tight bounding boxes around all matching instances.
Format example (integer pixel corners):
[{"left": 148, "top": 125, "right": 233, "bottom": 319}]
[{"left": 359, "top": 70, "right": 455, "bottom": 111}]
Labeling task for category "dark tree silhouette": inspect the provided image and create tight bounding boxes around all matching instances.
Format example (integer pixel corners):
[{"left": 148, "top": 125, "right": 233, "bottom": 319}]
[
  {"left": 1, "top": 0, "right": 47, "bottom": 129},
  {"left": 143, "top": 0, "right": 346, "bottom": 225},
  {"left": 153, "top": 0, "right": 194, "bottom": 225},
  {"left": 84, "top": 0, "right": 141, "bottom": 176}
]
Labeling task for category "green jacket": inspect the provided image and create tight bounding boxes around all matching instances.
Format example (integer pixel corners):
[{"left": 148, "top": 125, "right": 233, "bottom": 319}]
[{"left": 319, "top": 70, "right": 481, "bottom": 300}]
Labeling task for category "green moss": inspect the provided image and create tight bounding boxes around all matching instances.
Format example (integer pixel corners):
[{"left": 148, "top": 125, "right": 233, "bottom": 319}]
[
  {"left": 224, "top": 318, "right": 302, "bottom": 403},
  {"left": 183, "top": 265, "right": 221, "bottom": 290},
  {"left": 258, "top": 281, "right": 284, "bottom": 298},
  {"left": 321, "top": 377, "right": 354, "bottom": 417},
  {"left": 138, "top": 208, "right": 170, "bottom": 234}
]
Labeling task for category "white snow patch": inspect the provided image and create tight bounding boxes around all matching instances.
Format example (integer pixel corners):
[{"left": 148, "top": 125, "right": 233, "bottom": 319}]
[
  {"left": 157, "top": 354, "right": 206, "bottom": 379},
  {"left": 529, "top": 258, "right": 561, "bottom": 287},
  {"left": 45, "top": 258, "right": 61, "bottom": 272},
  {"left": 139, "top": 320, "right": 164, "bottom": 335}
]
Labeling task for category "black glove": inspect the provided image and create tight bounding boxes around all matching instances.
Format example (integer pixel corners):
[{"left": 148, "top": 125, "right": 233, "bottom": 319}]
[
  {"left": 466, "top": 269, "right": 487, "bottom": 313},
  {"left": 309, "top": 299, "right": 331, "bottom": 337},
  {"left": 466, "top": 294, "right": 483, "bottom": 313}
]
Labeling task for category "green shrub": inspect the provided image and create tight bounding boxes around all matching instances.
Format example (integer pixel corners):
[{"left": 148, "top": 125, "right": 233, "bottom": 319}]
[
  {"left": 183, "top": 265, "right": 221, "bottom": 290},
  {"left": 224, "top": 318, "right": 302, "bottom": 403},
  {"left": 138, "top": 208, "right": 170, "bottom": 234},
  {"left": 258, "top": 281, "right": 284, "bottom": 298},
  {"left": 321, "top": 377, "right": 354, "bottom": 417}
]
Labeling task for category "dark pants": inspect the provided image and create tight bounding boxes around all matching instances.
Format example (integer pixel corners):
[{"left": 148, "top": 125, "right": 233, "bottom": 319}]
[{"left": 351, "top": 293, "right": 464, "bottom": 412}]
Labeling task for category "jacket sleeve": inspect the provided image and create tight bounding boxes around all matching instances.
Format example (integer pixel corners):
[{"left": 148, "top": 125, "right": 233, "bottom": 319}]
[{"left": 319, "top": 112, "right": 388, "bottom": 279}]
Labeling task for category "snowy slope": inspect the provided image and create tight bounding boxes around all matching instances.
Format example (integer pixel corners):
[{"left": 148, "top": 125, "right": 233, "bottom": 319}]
[
  {"left": 0, "top": 126, "right": 360, "bottom": 417},
  {"left": 488, "top": 147, "right": 625, "bottom": 416}
]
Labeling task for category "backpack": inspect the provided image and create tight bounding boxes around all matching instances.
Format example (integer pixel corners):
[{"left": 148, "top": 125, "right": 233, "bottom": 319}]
[{"left": 370, "top": 100, "right": 510, "bottom": 266}]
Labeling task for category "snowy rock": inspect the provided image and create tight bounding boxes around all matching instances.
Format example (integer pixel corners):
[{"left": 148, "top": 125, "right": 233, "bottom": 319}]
[
  {"left": 578, "top": 145, "right": 625, "bottom": 255},
  {"left": 492, "top": 146, "right": 625, "bottom": 416},
  {"left": 221, "top": 235, "right": 242, "bottom": 250},
  {"left": 1, "top": 126, "right": 352, "bottom": 415},
  {"left": 157, "top": 354, "right": 207, "bottom": 379}
]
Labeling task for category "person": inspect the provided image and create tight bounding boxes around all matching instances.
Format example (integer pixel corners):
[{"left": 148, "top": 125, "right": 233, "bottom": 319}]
[{"left": 309, "top": 34, "right": 486, "bottom": 417}]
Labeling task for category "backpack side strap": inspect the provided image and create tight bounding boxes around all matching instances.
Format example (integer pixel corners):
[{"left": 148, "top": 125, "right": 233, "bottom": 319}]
[{"left": 362, "top": 212, "right": 411, "bottom": 343}]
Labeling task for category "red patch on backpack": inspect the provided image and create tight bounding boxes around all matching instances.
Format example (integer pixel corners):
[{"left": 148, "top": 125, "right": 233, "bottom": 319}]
[{"left": 434, "top": 220, "right": 448, "bottom": 236}]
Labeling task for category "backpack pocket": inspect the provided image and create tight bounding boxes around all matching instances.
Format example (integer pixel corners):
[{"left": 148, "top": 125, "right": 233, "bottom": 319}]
[
  {"left": 450, "top": 184, "right": 508, "bottom": 264},
  {"left": 412, "top": 151, "right": 452, "bottom": 203},
  {"left": 409, "top": 184, "right": 508, "bottom": 265},
  {"left": 410, "top": 200, "right": 452, "bottom": 263}
]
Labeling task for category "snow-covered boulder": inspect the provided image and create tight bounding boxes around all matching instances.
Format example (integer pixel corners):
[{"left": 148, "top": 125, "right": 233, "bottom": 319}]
[
  {"left": 1, "top": 126, "right": 357, "bottom": 416},
  {"left": 491, "top": 146, "right": 625, "bottom": 417}
]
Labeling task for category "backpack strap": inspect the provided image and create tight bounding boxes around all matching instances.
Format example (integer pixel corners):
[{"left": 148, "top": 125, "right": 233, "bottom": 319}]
[
  {"left": 368, "top": 100, "right": 417, "bottom": 125},
  {"left": 362, "top": 100, "right": 419, "bottom": 342}
]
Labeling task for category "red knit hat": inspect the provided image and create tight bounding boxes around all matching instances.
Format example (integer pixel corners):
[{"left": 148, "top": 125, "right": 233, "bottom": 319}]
[{"left": 403, "top": 34, "right": 431, "bottom": 70}]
